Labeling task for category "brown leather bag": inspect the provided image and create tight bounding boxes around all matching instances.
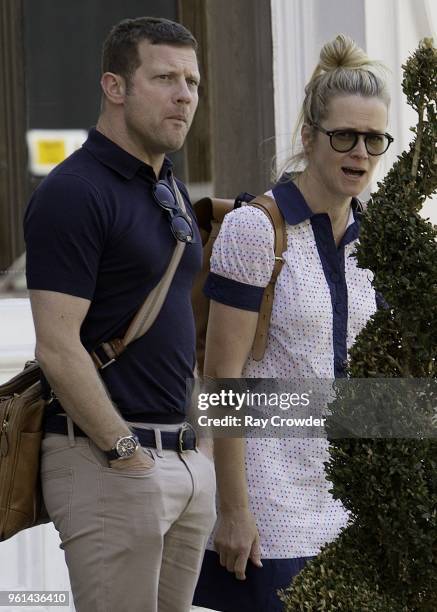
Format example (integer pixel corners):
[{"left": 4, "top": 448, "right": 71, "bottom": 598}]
[
  {"left": 0, "top": 361, "right": 49, "bottom": 540},
  {"left": 192, "top": 194, "right": 286, "bottom": 375}
]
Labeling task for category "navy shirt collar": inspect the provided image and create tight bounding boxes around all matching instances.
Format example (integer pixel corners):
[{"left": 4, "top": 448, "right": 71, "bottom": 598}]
[
  {"left": 272, "top": 178, "right": 313, "bottom": 225},
  {"left": 83, "top": 128, "right": 173, "bottom": 182},
  {"left": 272, "top": 175, "right": 362, "bottom": 244}
]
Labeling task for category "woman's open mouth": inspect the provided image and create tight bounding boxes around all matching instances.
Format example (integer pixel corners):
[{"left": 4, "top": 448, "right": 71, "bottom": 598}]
[{"left": 342, "top": 166, "right": 366, "bottom": 178}]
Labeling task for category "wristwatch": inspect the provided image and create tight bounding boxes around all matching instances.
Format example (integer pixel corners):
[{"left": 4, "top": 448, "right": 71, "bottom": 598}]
[{"left": 104, "top": 434, "right": 140, "bottom": 461}]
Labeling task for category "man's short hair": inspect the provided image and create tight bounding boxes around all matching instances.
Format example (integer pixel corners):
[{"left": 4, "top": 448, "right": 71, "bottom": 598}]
[{"left": 102, "top": 17, "right": 198, "bottom": 89}]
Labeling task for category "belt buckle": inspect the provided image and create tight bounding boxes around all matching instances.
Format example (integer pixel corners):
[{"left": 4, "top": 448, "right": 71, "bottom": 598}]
[{"left": 178, "top": 422, "right": 197, "bottom": 453}]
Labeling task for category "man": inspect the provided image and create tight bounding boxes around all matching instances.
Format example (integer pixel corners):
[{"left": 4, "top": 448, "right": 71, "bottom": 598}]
[{"left": 24, "top": 17, "right": 215, "bottom": 612}]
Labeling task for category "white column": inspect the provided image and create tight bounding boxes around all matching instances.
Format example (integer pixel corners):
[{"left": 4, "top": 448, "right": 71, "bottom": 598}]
[{"left": 270, "top": 0, "right": 315, "bottom": 174}]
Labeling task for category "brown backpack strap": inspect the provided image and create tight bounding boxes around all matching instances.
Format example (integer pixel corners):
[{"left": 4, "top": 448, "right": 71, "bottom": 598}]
[
  {"left": 192, "top": 193, "right": 285, "bottom": 368},
  {"left": 195, "top": 197, "right": 234, "bottom": 237},
  {"left": 249, "top": 195, "right": 286, "bottom": 361}
]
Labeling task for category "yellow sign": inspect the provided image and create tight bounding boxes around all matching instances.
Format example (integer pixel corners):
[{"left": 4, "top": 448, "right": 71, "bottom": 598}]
[
  {"left": 36, "top": 140, "right": 66, "bottom": 165},
  {"left": 27, "top": 129, "right": 87, "bottom": 175}
]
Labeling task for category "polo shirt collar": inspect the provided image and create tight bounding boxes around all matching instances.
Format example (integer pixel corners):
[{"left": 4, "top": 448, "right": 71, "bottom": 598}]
[
  {"left": 83, "top": 128, "right": 173, "bottom": 181},
  {"left": 272, "top": 175, "right": 362, "bottom": 234},
  {"left": 272, "top": 177, "right": 313, "bottom": 225}
]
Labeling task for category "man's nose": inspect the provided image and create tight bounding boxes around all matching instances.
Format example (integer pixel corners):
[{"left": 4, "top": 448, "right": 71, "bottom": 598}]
[{"left": 175, "top": 79, "right": 194, "bottom": 104}]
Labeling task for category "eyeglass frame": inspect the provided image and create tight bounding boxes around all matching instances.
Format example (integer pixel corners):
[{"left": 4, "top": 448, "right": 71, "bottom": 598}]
[
  {"left": 309, "top": 122, "right": 394, "bottom": 156},
  {"left": 152, "top": 180, "right": 195, "bottom": 244}
]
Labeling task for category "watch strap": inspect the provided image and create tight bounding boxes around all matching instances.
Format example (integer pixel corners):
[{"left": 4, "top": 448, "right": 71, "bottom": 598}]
[{"left": 104, "top": 447, "right": 121, "bottom": 461}]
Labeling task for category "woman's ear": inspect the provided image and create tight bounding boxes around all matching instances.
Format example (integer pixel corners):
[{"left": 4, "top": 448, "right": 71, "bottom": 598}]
[{"left": 301, "top": 123, "right": 313, "bottom": 157}]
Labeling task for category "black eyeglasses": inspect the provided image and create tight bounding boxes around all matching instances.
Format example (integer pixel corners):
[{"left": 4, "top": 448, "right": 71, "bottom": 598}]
[
  {"left": 152, "top": 181, "right": 194, "bottom": 243},
  {"left": 310, "top": 123, "right": 394, "bottom": 156}
]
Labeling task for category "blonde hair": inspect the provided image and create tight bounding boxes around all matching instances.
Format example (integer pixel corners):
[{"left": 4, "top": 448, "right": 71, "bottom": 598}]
[{"left": 277, "top": 34, "right": 390, "bottom": 179}]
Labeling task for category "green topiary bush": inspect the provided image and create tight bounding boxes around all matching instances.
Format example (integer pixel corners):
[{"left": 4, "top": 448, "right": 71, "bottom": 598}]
[{"left": 280, "top": 39, "right": 437, "bottom": 612}]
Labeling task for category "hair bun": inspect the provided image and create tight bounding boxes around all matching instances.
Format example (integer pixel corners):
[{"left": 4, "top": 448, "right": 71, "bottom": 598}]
[{"left": 318, "top": 34, "right": 371, "bottom": 72}]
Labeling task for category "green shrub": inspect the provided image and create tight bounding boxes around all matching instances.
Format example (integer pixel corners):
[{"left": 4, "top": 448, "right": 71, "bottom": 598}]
[{"left": 280, "top": 39, "right": 437, "bottom": 612}]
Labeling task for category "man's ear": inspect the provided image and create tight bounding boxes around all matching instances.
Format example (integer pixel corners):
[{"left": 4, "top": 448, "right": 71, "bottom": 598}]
[
  {"left": 301, "top": 123, "right": 313, "bottom": 156},
  {"left": 100, "top": 72, "right": 127, "bottom": 105}
]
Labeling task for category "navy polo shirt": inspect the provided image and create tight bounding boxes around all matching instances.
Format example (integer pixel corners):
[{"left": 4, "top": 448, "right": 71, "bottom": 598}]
[{"left": 24, "top": 128, "right": 202, "bottom": 424}]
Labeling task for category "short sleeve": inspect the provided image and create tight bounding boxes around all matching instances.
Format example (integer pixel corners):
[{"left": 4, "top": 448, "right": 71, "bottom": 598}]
[
  {"left": 24, "top": 173, "right": 109, "bottom": 300},
  {"left": 204, "top": 205, "right": 275, "bottom": 311}
]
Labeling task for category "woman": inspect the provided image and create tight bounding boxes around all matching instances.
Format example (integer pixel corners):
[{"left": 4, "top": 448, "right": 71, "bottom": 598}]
[{"left": 193, "top": 34, "right": 393, "bottom": 611}]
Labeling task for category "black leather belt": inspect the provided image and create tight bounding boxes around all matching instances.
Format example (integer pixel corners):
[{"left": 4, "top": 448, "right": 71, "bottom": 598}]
[{"left": 45, "top": 414, "right": 197, "bottom": 453}]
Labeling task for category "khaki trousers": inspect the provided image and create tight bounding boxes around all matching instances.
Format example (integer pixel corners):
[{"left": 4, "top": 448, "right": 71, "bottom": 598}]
[{"left": 41, "top": 429, "right": 216, "bottom": 612}]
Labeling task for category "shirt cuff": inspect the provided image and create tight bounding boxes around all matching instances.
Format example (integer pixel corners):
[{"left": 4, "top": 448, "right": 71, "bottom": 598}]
[{"left": 203, "top": 272, "right": 264, "bottom": 312}]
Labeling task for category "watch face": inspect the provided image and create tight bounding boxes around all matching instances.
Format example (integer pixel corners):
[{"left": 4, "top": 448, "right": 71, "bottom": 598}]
[{"left": 116, "top": 436, "right": 138, "bottom": 458}]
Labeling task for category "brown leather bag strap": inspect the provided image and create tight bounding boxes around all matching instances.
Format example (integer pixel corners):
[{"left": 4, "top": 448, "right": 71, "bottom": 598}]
[
  {"left": 249, "top": 194, "right": 286, "bottom": 361},
  {"left": 91, "top": 178, "right": 188, "bottom": 370}
]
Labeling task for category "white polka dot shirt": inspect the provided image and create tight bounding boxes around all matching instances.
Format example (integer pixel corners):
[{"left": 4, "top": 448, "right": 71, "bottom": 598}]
[{"left": 204, "top": 179, "right": 377, "bottom": 558}]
